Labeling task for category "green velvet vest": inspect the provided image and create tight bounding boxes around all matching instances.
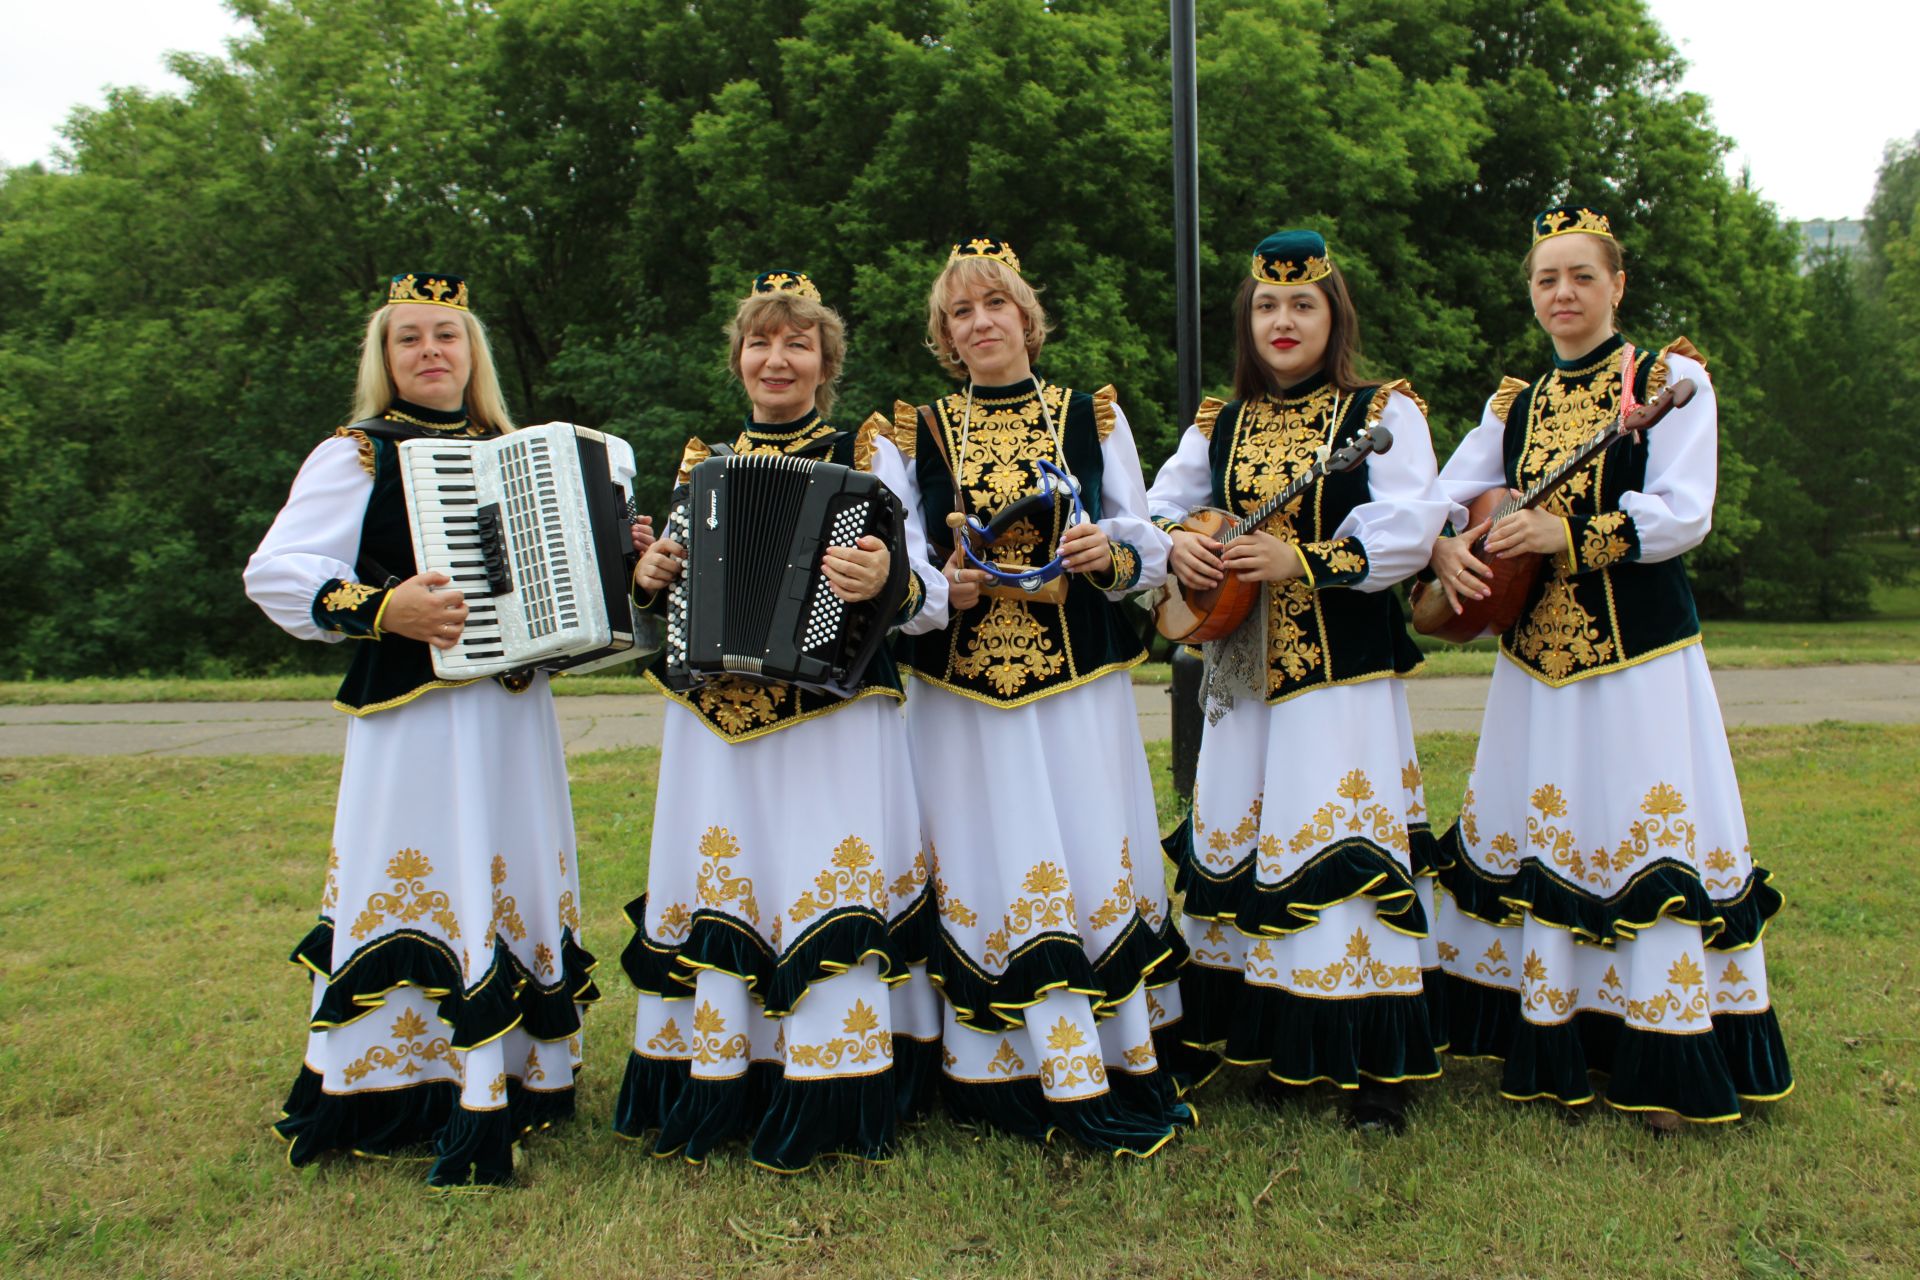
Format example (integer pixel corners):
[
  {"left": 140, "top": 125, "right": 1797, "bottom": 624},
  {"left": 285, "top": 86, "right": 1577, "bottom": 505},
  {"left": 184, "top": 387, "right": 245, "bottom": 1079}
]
[
  {"left": 1207, "top": 375, "right": 1421, "bottom": 704},
  {"left": 899, "top": 380, "right": 1145, "bottom": 707},
  {"left": 643, "top": 411, "right": 908, "bottom": 743},
  {"left": 1497, "top": 334, "right": 1701, "bottom": 686}
]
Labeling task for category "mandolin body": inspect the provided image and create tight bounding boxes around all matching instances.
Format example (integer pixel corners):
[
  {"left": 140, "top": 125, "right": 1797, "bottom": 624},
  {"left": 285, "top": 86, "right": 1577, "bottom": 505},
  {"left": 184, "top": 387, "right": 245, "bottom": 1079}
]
[
  {"left": 1154, "top": 507, "right": 1264, "bottom": 642},
  {"left": 1408, "top": 488, "right": 1545, "bottom": 643}
]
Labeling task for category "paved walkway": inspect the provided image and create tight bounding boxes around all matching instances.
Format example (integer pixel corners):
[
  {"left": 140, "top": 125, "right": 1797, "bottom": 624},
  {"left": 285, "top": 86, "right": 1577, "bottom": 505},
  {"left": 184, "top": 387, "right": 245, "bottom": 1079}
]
[{"left": 2, "top": 664, "right": 1916, "bottom": 757}]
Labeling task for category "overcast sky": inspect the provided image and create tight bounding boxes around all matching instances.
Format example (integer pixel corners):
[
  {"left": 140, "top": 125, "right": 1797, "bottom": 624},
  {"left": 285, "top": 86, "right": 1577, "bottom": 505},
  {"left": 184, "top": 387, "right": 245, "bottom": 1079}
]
[{"left": 1, "top": 0, "right": 1914, "bottom": 222}]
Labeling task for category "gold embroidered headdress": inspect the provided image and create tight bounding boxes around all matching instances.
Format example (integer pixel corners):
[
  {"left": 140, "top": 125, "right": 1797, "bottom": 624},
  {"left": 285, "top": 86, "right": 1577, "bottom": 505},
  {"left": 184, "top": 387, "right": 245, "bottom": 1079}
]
[
  {"left": 1249, "top": 230, "right": 1333, "bottom": 286},
  {"left": 1531, "top": 204, "right": 1615, "bottom": 243},
  {"left": 386, "top": 272, "right": 470, "bottom": 310},
  {"left": 949, "top": 237, "right": 1022, "bottom": 274},
  {"left": 751, "top": 270, "right": 821, "bottom": 301}
]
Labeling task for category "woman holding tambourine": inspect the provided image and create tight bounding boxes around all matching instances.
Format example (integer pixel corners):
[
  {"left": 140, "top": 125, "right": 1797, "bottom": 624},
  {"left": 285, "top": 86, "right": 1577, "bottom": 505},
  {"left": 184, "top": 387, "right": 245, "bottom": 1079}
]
[
  {"left": 1147, "top": 230, "right": 1453, "bottom": 1132},
  {"left": 1421, "top": 205, "right": 1792, "bottom": 1130},
  {"left": 885, "top": 238, "right": 1192, "bottom": 1155}
]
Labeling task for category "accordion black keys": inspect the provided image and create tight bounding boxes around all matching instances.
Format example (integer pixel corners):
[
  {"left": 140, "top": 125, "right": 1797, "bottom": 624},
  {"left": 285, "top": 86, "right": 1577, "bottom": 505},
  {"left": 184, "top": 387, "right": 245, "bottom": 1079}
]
[
  {"left": 397, "top": 422, "right": 655, "bottom": 679},
  {"left": 665, "top": 454, "right": 909, "bottom": 698}
]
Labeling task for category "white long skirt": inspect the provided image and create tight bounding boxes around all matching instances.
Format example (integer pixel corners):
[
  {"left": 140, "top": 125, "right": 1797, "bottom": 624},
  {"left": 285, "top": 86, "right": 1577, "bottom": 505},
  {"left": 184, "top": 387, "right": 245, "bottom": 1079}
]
[
  {"left": 1171, "top": 676, "right": 1442, "bottom": 1089},
  {"left": 905, "top": 674, "right": 1192, "bottom": 1156},
  {"left": 614, "top": 695, "right": 942, "bottom": 1171},
  {"left": 1433, "top": 646, "right": 1792, "bottom": 1121},
  {"left": 276, "top": 675, "right": 594, "bottom": 1188}
]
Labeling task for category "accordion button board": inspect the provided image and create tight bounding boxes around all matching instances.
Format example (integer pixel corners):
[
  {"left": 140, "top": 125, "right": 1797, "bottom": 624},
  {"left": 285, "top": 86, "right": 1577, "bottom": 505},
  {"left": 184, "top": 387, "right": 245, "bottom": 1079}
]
[{"left": 398, "top": 421, "right": 648, "bottom": 679}]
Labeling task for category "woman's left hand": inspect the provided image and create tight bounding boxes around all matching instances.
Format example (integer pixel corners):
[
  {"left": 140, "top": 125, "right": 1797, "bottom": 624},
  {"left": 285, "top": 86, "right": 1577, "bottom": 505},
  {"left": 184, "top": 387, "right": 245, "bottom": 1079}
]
[
  {"left": 1058, "top": 521, "right": 1112, "bottom": 576},
  {"left": 1482, "top": 492, "right": 1570, "bottom": 559},
  {"left": 630, "top": 515, "right": 655, "bottom": 556},
  {"left": 823, "top": 535, "right": 891, "bottom": 602},
  {"left": 1219, "top": 530, "right": 1306, "bottom": 583}
]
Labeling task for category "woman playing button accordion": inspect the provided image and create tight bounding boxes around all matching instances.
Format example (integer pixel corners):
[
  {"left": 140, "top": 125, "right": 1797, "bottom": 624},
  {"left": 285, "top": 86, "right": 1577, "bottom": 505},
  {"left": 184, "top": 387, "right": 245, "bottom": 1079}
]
[
  {"left": 1148, "top": 231, "right": 1454, "bottom": 1131},
  {"left": 615, "top": 271, "right": 947, "bottom": 1170},
  {"left": 243, "top": 274, "right": 597, "bottom": 1188},
  {"left": 889, "top": 238, "right": 1191, "bottom": 1156},
  {"left": 1424, "top": 206, "right": 1792, "bottom": 1130}
]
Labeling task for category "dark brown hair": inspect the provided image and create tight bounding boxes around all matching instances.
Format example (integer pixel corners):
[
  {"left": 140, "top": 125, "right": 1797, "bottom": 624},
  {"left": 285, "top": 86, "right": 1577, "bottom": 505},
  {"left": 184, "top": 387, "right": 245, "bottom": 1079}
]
[{"left": 1230, "top": 266, "right": 1370, "bottom": 401}]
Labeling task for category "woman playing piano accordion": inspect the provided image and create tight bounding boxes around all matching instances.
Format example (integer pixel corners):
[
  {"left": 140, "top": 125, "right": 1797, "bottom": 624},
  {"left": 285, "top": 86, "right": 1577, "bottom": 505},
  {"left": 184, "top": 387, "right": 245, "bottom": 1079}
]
[
  {"left": 1147, "top": 231, "right": 1453, "bottom": 1132},
  {"left": 615, "top": 271, "right": 948, "bottom": 1171},
  {"left": 1424, "top": 206, "right": 1792, "bottom": 1130},
  {"left": 243, "top": 273, "right": 597, "bottom": 1188},
  {"left": 888, "top": 238, "right": 1191, "bottom": 1156}
]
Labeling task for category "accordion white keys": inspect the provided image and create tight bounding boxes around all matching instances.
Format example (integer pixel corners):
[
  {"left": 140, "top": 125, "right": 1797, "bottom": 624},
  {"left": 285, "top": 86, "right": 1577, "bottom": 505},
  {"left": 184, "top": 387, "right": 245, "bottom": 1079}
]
[{"left": 397, "top": 421, "right": 655, "bottom": 679}]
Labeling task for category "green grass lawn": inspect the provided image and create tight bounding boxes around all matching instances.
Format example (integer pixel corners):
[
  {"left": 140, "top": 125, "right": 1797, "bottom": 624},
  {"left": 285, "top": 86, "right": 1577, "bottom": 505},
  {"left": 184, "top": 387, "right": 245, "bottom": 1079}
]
[{"left": 3, "top": 724, "right": 1916, "bottom": 1277}]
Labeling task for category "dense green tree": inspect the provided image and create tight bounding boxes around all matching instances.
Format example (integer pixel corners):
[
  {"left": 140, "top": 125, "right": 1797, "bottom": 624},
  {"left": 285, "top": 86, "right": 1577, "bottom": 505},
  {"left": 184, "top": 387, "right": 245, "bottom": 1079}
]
[{"left": 0, "top": 0, "right": 1885, "bottom": 675}]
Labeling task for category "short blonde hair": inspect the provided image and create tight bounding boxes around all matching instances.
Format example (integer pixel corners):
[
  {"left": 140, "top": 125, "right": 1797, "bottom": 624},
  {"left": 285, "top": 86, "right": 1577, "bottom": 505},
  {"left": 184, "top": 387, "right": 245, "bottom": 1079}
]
[
  {"left": 350, "top": 305, "right": 515, "bottom": 433},
  {"left": 924, "top": 256, "right": 1051, "bottom": 380},
  {"left": 727, "top": 291, "right": 847, "bottom": 417}
]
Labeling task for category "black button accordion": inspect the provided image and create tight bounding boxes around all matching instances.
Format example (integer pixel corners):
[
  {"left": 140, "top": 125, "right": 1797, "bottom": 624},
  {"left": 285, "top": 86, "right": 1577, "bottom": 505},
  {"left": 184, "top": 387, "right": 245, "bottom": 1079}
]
[{"left": 664, "top": 453, "right": 909, "bottom": 698}]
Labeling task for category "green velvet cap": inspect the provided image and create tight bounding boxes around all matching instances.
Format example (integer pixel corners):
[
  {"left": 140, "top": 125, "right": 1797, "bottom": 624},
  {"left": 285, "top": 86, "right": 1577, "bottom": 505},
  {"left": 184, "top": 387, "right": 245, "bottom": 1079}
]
[
  {"left": 751, "top": 270, "right": 821, "bottom": 301},
  {"left": 387, "top": 272, "right": 469, "bottom": 310},
  {"left": 1249, "top": 230, "right": 1333, "bottom": 286},
  {"left": 1532, "top": 204, "right": 1614, "bottom": 243},
  {"left": 949, "top": 237, "right": 1022, "bottom": 274}
]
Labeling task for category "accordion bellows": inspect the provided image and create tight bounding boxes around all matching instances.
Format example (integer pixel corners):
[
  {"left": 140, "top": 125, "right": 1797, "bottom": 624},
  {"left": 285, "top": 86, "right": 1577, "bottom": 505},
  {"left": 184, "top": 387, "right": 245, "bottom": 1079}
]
[{"left": 666, "top": 454, "right": 909, "bottom": 698}]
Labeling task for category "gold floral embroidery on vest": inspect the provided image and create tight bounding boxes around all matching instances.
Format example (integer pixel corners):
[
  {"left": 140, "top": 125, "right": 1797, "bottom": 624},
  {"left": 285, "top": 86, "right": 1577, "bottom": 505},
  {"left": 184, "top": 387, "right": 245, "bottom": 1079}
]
[
  {"left": 1581, "top": 510, "right": 1632, "bottom": 569},
  {"left": 1039, "top": 1017, "right": 1108, "bottom": 1093},
  {"left": 351, "top": 848, "right": 459, "bottom": 941},
  {"left": 694, "top": 675, "right": 791, "bottom": 735},
  {"left": 788, "top": 835, "right": 887, "bottom": 922},
  {"left": 1521, "top": 950, "right": 1580, "bottom": 1018},
  {"left": 1626, "top": 952, "right": 1710, "bottom": 1026},
  {"left": 951, "top": 597, "right": 1066, "bottom": 695},
  {"left": 343, "top": 1007, "right": 453, "bottom": 1084},
  {"left": 890, "top": 847, "right": 929, "bottom": 902},
  {"left": 1267, "top": 581, "right": 1324, "bottom": 694},
  {"left": 1512, "top": 572, "right": 1615, "bottom": 680},
  {"left": 1715, "top": 959, "right": 1759, "bottom": 1006},
  {"left": 490, "top": 854, "right": 527, "bottom": 941},
  {"left": 654, "top": 901, "right": 691, "bottom": 942},
  {"left": 982, "top": 861, "right": 1077, "bottom": 969},
  {"left": 695, "top": 826, "right": 760, "bottom": 925},
  {"left": 691, "top": 1001, "right": 749, "bottom": 1065},
  {"left": 940, "top": 384, "right": 1072, "bottom": 517},
  {"left": 1303, "top": 539, "right": 1366, "bottom": 577},
  {"left": 1228, "top": 390, "right": 1336, "bottom": 508},
  {"left": 646, "top": 1016, "right": 688, "bottom": 1054},
  {"left": 1290, "top": 927, "right": 1420, "bottom": 993},
  {"left": 1525, "top": 363, "right": 1621, "bottom": 494},
  {"left": 1285, "top": 770, "right": 1408, "bottom": 856},
  {"left": 787, "top": 999, "right": 892, "bottom": 1070},
  {"left": 1475, "top": 938, "right": 1512, "bottom": 979},
  {"left": 987, "top": 1040, "right": 1027, "bottom": 1076},
  {"left": 322, "top": 580, "right": 379, "bottom": 614}
]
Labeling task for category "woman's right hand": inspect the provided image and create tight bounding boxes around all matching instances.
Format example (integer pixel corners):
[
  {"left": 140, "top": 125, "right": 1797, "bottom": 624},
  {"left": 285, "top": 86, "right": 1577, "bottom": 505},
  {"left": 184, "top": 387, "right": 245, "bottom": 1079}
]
[
  {"left": 1169, "top": 529, "right": 1226, "bottom": 592},
  {"left": 383, "top": 571, "right": 468, "bottom": 649},
  {"left": 1428, "top": 517, "right": 1494, "bottom": 614},
  {"left": 634, "top": 537, "right": 687, "bottom": 593},
  {"left": 943, "top": 546, "right": 989, "bottom": 611}
]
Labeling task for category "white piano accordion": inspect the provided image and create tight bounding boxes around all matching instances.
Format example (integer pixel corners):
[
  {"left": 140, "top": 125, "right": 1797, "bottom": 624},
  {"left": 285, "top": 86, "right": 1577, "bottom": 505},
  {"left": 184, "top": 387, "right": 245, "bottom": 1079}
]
[{"left": 397, "top": 421, "right": 655, "bottom": 679}]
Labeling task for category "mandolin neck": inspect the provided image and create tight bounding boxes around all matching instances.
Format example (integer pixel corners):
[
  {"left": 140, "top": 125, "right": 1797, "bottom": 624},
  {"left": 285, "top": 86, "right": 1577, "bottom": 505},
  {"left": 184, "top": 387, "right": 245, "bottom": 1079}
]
[
  {"left": 1495, "top": 421, "right": 1623, "bottom": 523},
  {"left": 1224, "top": 464, "right": 1324, "bottom": 543}
]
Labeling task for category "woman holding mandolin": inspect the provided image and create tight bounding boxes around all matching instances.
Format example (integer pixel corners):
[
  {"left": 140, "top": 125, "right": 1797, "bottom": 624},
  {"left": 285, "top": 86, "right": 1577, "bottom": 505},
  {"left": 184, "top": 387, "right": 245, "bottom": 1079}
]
[
  {"left": 1422, "top": 206, "right": 1792, "bottom": 1131},
  {"left": 1147, "top": 231, "right": 1454, "bottom": 1132}
]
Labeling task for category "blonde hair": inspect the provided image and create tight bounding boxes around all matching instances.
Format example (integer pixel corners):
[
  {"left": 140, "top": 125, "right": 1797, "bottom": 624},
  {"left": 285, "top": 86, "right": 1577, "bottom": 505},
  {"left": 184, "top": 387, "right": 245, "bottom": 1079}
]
[
  {"left": 923, "top": 256, "right": 1051, "bottom": 380},
  {"left": 350, "top": 305, "right": 515, "bottom": 433},
  {"left": 727, "top": 291, "right": 848, "bottom": 417}
]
